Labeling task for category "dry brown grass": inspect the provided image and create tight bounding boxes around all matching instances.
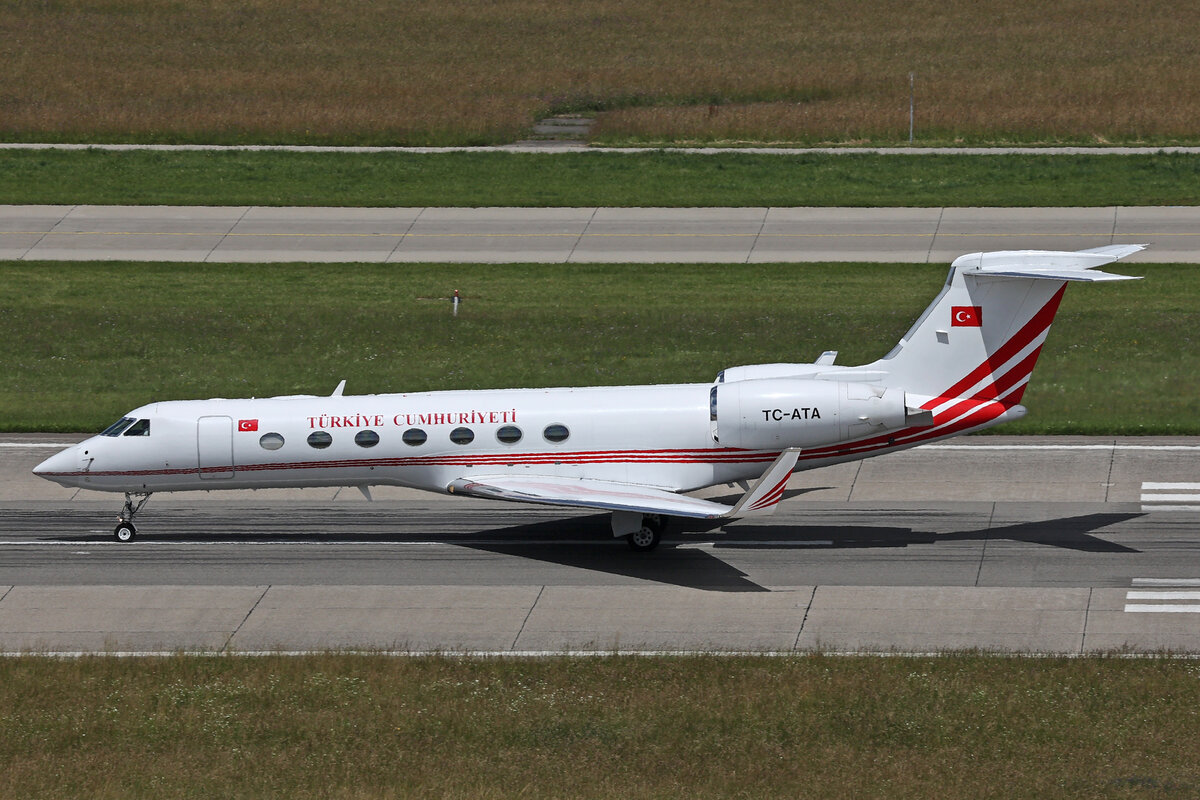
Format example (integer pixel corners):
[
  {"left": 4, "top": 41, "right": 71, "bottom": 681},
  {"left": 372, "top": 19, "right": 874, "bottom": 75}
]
[{"left": 4, "top": 0, "right": 1200, "bottom": 145}]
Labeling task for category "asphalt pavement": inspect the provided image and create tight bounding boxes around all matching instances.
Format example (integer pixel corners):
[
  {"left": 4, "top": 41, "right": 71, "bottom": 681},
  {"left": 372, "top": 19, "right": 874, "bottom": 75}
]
[
  {"left": 3, "top": 435, "right": 1198, "bottom": 654},
  {"left": 3, "top": 205, "right": 1198, "bottom": 263}
]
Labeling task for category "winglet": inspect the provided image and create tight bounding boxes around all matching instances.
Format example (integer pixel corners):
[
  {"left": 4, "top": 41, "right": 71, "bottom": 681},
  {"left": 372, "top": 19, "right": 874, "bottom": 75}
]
[{"left": 727, "top": 448, "right": 802, "bottom": 517}]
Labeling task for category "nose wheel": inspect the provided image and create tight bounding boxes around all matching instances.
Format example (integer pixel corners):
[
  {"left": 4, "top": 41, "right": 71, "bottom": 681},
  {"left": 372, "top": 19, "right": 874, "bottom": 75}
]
[
  {"left": 114, "top": 492, "right": 152, "bottom": 542},
  {"left": 114, "top": 521, "right": 137, "bottom": 542}
]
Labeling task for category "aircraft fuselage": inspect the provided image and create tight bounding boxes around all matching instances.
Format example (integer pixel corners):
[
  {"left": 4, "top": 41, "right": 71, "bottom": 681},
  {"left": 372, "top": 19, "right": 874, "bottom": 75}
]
[{"left": 33, "top": 379, "right": 984, "bottom": 495}]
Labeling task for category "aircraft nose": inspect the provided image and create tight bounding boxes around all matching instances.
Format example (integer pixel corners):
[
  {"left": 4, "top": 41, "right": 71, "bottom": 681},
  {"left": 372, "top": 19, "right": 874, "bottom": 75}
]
[{"left": 32, "top": 445, "right": 81, "bottom": 484}]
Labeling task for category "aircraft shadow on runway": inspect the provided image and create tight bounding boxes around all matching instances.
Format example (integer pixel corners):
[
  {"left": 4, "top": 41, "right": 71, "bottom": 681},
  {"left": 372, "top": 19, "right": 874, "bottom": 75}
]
[
  {"left": 27, "top": 506, "right": 1142, "bottom": 594},
  {"left": 695, "top": 512, "right": 1144, "bottom": 554},
  {"left": 455, "top": 510, "right": 1144, "bottom": 593}
]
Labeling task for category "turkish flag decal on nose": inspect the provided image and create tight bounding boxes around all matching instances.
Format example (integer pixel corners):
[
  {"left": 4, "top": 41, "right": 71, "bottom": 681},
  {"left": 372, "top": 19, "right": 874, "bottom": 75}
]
[
  {"left": 951, "top": 306, "right": 982, "bottom": 327},
  {"left": 238, "top": 419, "right": 259, "bottom": 432}
]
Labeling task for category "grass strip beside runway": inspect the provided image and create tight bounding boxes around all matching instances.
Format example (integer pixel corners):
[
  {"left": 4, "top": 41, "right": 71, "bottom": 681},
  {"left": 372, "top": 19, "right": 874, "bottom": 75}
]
[
  {"left": 4, "top": 150, "right": 1200, "bottom": 207},
  {"left": 2, "top": 654, "right": 1198, "bottom": 799},
  {"left": 2, "top": 262, "right": 1193, "bottom": 434}
]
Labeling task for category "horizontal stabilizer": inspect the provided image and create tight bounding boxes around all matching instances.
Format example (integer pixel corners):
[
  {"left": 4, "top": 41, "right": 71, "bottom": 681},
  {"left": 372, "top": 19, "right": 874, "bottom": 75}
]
[{"left": 952, "top": 245, "right": 1146, "bottom": 282}]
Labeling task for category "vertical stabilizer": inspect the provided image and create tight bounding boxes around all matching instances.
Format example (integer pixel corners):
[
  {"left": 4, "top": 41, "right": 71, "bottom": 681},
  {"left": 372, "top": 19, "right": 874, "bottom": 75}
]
[{"left": 864, "top": 246, "right": 1143, "bottom": 407}]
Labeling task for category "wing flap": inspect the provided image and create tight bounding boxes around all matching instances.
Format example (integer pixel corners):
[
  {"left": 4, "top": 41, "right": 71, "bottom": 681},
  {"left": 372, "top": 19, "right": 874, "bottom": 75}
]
[
  {"left": 447, "top": 475, "right": 733, "bottom": 519},
  {"left": 446, "top": 449, "right": 803, "bottom": 520}
]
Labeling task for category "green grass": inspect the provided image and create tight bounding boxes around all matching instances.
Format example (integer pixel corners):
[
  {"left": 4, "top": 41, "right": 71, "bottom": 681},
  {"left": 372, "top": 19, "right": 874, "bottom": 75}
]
[
  {"left": 2, "top": 262, "right": 1193, "bottom": 434},
  {"left": 4, "top": 150, "right": 1200, "bottom": 207},
  {"left": 2, "top": 654, "right": 1199, "bottom": 799}
]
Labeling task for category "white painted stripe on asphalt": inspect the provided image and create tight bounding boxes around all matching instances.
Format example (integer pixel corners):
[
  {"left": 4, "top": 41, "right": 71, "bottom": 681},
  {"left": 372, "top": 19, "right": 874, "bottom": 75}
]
[
  {"left": 0, "top": 443, "right": 77, "bottom": 448},
  {"left": 1124, "top": 581, "right": 1200, "bottom": 613},
  {"left": 1124, "top": 605, "right": 1200, "bottom": 613},
  {"left": 1141, "top": 482, "right": 1200, "bottom": 512},
  {"left": 925, "top": 444, "right": 1200, "bottom": 451},
  {"left": 1132, "top": 578, "right": 1200, "bottom": 587}
]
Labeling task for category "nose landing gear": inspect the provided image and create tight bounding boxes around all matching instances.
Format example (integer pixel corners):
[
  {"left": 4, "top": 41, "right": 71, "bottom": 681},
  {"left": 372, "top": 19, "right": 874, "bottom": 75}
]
[{"left": 114, "top": 492, "right": 152, "bottom": 542}]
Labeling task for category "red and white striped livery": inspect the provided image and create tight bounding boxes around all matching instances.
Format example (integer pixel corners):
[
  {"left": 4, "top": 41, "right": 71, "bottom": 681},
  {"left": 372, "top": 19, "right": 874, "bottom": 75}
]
[{"left": 34, "top": 246, "right": 1143, "bottom": 550}]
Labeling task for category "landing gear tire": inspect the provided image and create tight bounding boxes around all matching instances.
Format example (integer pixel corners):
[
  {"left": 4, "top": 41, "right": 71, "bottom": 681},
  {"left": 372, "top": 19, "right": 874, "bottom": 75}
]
[
  {"left": 114, "top": 522, "right": 137, "bottom": 543},
  {"left": 113, "top": 492, "right": 151, "bottom": 543},
  {"left": 626, "top": 526, "right": 661, "bottom": 552}
]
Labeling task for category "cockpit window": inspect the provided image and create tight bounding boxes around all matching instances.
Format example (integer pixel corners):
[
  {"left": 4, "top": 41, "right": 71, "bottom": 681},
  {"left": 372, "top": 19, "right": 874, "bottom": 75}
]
[
  {"left": 123, "top": 419, "right": 151, "bottom": 437},
  {"left": 101, "top": 417, "right": 136, "bottom": 437}
]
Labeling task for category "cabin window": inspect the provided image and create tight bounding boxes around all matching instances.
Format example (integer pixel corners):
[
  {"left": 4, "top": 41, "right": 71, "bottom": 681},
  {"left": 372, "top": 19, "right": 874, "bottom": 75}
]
[
  {"left": 101, "top": 417, "right": 136, "bottom": 437},
  {"left": 402, "top": 428, "right": 427, "bottom": 446},
  {"left": 123, "top": 419, "right": 151, "bottom": 437},
  {"left": 354, "top": 430, "right": 380, "bottom": 448},
  {"left": 307, "top": 431, "right": 333, "bottom": 449},
  {"left": 496, "top": 425, "right": 522, "bottom": 444},
  {"left": 543, "top": 423, "right": 570, "bottom": 443},
  {"left": 449, "top": 427, "right": 474, "bottom": 445},
  {"left": 259, "top": 432, "right": 285, "bottom": 451}
]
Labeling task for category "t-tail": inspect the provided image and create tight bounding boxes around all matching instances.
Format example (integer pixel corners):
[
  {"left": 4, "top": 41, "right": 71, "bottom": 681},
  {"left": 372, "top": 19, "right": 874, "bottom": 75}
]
[{"left": 861, "top": 244, "right": 1145, "bottom": 437}]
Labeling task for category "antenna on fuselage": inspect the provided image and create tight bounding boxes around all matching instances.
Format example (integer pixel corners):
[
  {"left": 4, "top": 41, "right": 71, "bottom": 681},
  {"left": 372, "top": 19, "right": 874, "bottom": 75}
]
[{"left": 331, "top": 379, "right": 346, "bottom": 397}]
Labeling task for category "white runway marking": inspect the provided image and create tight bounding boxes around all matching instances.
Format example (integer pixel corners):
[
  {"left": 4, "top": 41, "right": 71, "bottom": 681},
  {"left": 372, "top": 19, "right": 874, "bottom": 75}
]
[
  {"left": 0, "top": 443, "right": 77, "bottom": 448},
  {"left": 1140, "top": 482, "right": 1200, "bottom": 512},
  {"left": 926, "top": 445, "right": 1200, "bottom": 451},
  {"left": 1133, "top": 578, "right": 1200, "bottom": 587},
  {"left": 1125, "top": 579, "right": 1200, "bottom": 613}
]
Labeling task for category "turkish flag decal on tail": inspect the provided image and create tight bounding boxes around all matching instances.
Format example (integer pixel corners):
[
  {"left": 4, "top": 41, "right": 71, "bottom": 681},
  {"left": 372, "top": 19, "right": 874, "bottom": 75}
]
[
  {"left": 238, "top": 419, "right": 259, "bottom": 432},
  {"left": 951, "top": 306, "right": 983, "bottom": 327}
]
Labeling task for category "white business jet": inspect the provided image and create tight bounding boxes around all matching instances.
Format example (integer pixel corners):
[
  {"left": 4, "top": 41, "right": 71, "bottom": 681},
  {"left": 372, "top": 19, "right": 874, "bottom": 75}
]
[{"left": 34, "top": 246, "right": 1142, "bottom": 550}]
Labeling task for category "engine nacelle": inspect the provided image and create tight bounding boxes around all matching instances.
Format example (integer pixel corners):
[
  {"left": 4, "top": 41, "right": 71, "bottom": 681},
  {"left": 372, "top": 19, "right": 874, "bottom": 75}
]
[
  {"left": 716, "top": 363, "right": 825, "bottom": 383},
  {"left": 712, "top": 378, "right": 918, "bottom": 449}
]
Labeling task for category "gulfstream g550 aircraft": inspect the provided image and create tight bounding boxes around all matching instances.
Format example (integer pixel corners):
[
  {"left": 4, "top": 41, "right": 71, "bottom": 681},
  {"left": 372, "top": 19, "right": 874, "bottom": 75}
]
[{"left": 34, "top": 246, "right": 1143, "bottom": 550}]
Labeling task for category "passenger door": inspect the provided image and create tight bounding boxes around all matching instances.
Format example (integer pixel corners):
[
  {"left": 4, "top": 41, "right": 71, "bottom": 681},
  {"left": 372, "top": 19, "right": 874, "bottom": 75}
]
[{"left": 197, "top": 416, "right": 234, "bottom": 480}]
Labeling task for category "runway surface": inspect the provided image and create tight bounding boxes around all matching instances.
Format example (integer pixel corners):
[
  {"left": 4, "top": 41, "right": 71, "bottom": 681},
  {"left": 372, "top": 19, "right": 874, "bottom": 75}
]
[
  {"left": 3, "top": 435, "right": 1198, "bottom": 654},
  {"left": 3, "top": 205, "right": 1198, "bottom": 263}
]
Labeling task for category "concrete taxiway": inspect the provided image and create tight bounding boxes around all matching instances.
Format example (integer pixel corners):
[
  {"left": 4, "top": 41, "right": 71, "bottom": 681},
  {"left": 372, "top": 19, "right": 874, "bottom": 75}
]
[
  {"left": 3, "top": 436, "right": 1198, "bottom": 654},
  {"left": 3, "top": 205, "right": 1198, "bottom": 263}
]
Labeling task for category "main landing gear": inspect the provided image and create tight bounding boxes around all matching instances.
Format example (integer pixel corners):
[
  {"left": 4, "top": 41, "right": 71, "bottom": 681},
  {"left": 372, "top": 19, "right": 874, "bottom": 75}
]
[
  {"left": 114, "top": 492, "right": 152, "bottom": 542},
  {"left": 624, "top": 513, "right": 667, "bottom": 552}
]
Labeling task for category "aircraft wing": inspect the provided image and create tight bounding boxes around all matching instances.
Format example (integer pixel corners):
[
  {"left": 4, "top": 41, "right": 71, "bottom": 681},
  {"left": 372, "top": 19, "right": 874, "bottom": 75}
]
[{"left": 446, "top": 448, "right": 802, "bottom": 519}]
